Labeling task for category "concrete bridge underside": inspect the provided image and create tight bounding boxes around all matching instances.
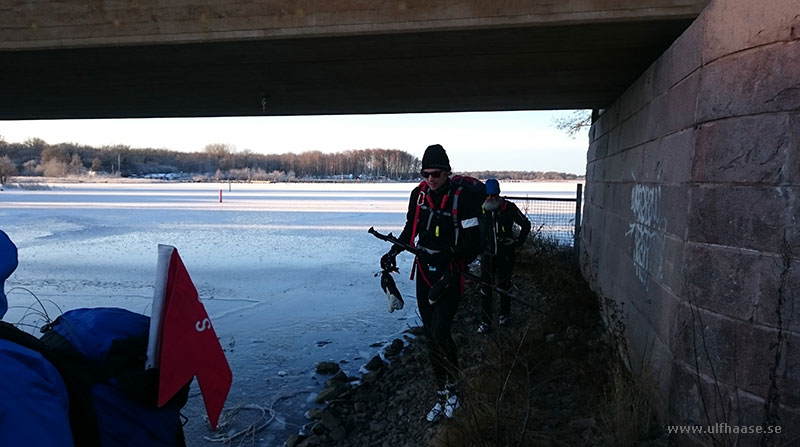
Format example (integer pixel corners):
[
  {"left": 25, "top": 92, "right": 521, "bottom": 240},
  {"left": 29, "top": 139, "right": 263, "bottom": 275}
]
[{"left": 0, "top": 1, "right": 708, "bottom": 119}]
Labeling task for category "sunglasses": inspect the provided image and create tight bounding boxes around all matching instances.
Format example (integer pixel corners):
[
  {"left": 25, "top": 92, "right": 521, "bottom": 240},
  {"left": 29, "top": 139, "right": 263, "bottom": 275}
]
[{"left": 420, "top": 170, "right": 445, "bottom": 179}]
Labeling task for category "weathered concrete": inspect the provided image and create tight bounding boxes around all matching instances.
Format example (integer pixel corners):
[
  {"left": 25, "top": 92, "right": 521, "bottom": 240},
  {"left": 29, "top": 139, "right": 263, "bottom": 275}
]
[
  {"left": 581, "top": 0, "right": 800, "bottom": 443},
  {"left": 0, "top": 0, "right": 708, "bottom": 119},
  {"left": 0, "top": 0, "right": 713, "bottom": 49}
]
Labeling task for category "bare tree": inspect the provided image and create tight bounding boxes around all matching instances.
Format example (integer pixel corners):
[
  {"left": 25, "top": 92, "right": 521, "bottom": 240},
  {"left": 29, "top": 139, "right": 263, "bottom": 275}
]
[
  {"left": 0, "top": 155, "right": 16, "bottom": 184},
  {"left": 22, "top": 160, "right": 39, "bottom": 176},
  {"left": 42, "top": 159, "right": 68, "bottom": 177},
  {"left": 552, "top": 109, "right": 592, "bottom": 138},
  {"left": 204, "top": 143, "right": 235, "bottom": 158},
  {"left": 67, "top": 153, "right": 85, "bottom": 175}
]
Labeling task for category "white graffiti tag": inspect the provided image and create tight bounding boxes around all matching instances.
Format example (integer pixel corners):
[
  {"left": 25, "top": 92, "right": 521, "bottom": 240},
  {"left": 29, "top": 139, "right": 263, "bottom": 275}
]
[{"left": 625, "top": 184, "right": 667, "bottom": 291}]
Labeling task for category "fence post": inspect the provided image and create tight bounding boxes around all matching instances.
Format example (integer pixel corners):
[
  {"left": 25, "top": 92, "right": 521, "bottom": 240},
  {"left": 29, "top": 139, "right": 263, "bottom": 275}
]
[{"left": 573, "top": 183, "right": 583, "bottom": 259}]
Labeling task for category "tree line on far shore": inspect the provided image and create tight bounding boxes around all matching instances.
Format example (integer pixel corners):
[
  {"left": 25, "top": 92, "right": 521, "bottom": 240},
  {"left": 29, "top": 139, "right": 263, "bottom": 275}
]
[{"left": 0, "top": 138, "right": 583, "bottom": 184}]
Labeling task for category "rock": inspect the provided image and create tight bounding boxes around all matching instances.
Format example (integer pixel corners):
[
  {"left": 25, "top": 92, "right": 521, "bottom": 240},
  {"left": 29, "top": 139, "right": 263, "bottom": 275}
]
[
  {"left": 564, "top": 325, "right": 579, "bottom": 340},
  {"left": 405, "top": 326, "right": 425, "bottom": 336},
  {"left": 361, "top": 369, "right": 382, "bottom": 384},
  {"left": 310, "top": 421, "right": 327, "bottom": 435},
  {"left": 365, "top": 355, "right": 385, "bottom": 371},
  {"left": 354, "top": 389, "right": 382, "bottom": 402},
  {"left": 316, "top": 381, "right": 350, "bottom": 403},
  {"left": 285, "top": 434, "right": 306, "bottom": 447},
  {"left": 306, "top": 407, "right": 324, "bottom": 420},
  {"left": 297, "top": 434, "right": 326, "bottom": 446},
  {"left": 369, "top": 420, "right": 387, "bottom": 432},
  {"left": 325, "top": 370, "right": 349, "bottom": 387},
  {"left": 329, "top": 425, "right": 347, "bottom": 441},
  {"left": 384, "top": 338, "right": 404, "bottom": 356},
  {"left": 568, "top": 417, "right": 597, "bottom": 431},
  {"left": 316, "top": 361, "right": 340, "bottom": 374},
  {"left": 321, "top": 409, "right": 342, "bottom": 430}
]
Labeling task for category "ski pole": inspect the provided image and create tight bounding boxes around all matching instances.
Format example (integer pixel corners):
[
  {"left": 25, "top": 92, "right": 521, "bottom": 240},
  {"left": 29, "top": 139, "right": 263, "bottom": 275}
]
[{"left": 368, "top": 227, "right": 544, "bottom": 313}]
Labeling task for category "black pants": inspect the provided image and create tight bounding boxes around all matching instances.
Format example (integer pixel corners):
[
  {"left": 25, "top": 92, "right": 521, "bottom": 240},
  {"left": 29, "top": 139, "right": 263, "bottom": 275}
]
[
  {"left": 415, "top": 261, "right": 462, "bottom": 390},
  {"left": 480, "top": 250, "right": 515, "bottom": 323}
]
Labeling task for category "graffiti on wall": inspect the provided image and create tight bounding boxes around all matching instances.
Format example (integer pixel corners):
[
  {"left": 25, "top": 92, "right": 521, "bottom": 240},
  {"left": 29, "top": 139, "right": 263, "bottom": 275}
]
[{"left": 626, "top": 184, "right": 667, "bottom": 291}]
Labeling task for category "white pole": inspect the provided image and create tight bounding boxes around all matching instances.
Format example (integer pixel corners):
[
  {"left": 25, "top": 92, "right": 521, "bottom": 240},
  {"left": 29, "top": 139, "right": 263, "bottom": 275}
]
[{"left": 145, "top": 244, "right": 175, "bottom": 370}]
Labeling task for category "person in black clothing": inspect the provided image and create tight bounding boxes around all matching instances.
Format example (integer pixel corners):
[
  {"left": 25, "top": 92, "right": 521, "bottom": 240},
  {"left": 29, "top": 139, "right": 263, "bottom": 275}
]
[
  {"left": 478, "top": 178, "right": 531, "bottom": 333},
  {"left": 379, "top": 144, "right": 482, "bottom": 423}
]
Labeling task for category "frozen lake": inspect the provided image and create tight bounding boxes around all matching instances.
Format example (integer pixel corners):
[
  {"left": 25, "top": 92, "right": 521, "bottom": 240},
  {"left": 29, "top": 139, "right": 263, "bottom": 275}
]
[{"left": 0, "top": 180, "right": 580, "bottom": 445}]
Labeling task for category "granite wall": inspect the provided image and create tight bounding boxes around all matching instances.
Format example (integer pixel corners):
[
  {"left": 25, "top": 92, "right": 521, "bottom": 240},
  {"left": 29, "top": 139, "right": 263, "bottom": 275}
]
[{"left": 580, "top": 0, "right": 799, "bottom": 444}]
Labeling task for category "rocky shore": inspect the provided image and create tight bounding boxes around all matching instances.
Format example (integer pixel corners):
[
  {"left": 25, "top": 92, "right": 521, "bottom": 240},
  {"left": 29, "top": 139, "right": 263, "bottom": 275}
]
[{"left": 285, "top": 248, "right": 644, "bottom": 447}]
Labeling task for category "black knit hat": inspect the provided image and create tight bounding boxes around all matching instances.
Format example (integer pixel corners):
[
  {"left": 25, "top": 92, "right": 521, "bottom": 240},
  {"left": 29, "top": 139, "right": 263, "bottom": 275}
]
[{"left": 421, "top": 144, "right": 451, "bottom": 171}]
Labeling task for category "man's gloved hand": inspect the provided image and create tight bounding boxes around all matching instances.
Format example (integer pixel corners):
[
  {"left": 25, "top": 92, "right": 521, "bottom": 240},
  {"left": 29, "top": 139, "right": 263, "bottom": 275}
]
[
  {"left": 380, "top": 246, "right": 403, "bottom": 272},
  {"left": 428, "top": 271, "right": 455, "bottom": 305},
  {"left": 499, "top": 237, "right": 516, "bottom": 247}
]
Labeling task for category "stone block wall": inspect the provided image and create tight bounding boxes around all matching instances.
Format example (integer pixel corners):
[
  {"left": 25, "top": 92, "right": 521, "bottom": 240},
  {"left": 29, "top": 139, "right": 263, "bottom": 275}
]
[{"left": 580, "top": 0, "right": 799, "bottom": 444}]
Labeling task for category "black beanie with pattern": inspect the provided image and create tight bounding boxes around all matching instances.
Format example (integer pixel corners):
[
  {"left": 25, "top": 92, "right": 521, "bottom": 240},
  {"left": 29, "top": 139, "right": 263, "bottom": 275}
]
[{"left": 421, "top": 144, "right": 451, "bottom": 171}]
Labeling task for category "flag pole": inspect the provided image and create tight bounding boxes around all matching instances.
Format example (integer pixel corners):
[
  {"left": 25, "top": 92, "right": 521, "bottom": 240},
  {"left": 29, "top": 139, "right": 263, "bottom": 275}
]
[{"left": 145, "top": 244, "right": 174, "bottom": 370}]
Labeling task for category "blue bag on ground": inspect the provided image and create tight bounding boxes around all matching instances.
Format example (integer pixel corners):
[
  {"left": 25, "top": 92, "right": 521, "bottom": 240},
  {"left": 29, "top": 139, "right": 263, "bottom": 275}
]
[
  {"left": 0, "top": 322, "right": 74, "bottom": 447},
  {"left": 40, "top": 307, "right": 189, "bottom": 447}
]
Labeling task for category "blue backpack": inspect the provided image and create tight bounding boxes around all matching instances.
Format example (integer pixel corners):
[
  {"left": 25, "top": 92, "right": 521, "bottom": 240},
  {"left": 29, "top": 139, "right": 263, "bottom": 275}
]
[
  {"left": 39, "top": 307, "right": 189, "bottom": 447},
  {"left": 0, "top": 321, "right": 74, "bottom": 447}
]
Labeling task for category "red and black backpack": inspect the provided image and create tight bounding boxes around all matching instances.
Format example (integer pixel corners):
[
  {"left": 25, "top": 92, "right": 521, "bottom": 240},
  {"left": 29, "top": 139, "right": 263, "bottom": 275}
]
[{"left": 407, "top": 175, "right": 486, "bottom": 248}]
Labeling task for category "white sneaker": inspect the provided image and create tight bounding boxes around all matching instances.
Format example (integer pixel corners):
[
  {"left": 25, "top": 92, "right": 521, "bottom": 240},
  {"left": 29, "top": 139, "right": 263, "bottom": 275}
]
[
  {"left": 499, "top": 314, "right": 509, "bottom": 326},
  {"left": 477, "top": 322, "right": 490, "bottom": 334},
  {"left": 426, "top": 401, "right": 445, "bottom": 423},
  {"left": 443, "top": 391, "right": 461, "bottom": 418},
  {"left": 426, "top": 388, "right": 451, "bottom": 423}
]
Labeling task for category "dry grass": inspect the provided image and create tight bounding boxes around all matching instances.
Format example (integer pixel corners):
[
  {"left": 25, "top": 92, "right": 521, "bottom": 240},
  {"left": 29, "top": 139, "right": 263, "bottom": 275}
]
[
  {"left": 433, "top": 325, "right": 553, "bottom": 447},
  {"left": 426, "top": 236, "right": 659, "bottom": 447},
  {"left": 597, "top": 360, "right": 656, "bottom": 446}
]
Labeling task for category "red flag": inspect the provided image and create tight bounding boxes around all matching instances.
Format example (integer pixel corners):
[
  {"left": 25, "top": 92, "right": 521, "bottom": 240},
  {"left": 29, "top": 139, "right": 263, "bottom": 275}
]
[{"left": 156, "top": 248, "right": 232, "bottom": 430}]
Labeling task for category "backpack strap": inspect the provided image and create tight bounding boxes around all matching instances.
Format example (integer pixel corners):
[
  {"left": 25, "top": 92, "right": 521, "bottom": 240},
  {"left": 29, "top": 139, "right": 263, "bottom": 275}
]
[
  {"left": 409, "top": 181, "right": 427, "bottom": 248},
  {"left": 452, "top": 185, "right": 464, "bottom": 243},
  {"left": 413, "top": 258, "right": 432, "bottom": 286},
  {"left": 39, "top": 327, "right": 104, "bottom": 447},
  {"left": 409, "top": 181, "right": 426, "bottom": 280},
  {"left": 0, "top": 321, "right": 53, "bottom": 360}
]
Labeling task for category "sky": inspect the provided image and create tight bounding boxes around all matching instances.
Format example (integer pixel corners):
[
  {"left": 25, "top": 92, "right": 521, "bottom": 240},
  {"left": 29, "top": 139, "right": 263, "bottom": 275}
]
[{"left": 0, "top": 110, "right": 590, "bottom": 175}]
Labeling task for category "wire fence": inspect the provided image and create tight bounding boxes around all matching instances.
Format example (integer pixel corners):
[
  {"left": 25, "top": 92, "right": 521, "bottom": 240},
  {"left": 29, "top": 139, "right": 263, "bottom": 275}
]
[{"left": 505, "top": 184, "right": 583, "bottom": 248}]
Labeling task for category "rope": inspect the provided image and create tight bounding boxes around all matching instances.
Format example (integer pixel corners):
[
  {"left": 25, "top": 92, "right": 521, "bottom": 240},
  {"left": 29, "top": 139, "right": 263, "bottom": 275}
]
[
  {"left": 7, "top": 287, "right": 61, "bottom": 332},
  {"left": 202, "top": 404, "right": 275, "bottom": 443},
  {"left": 202, "top": 390, "right": 314, "bottom": 443}
]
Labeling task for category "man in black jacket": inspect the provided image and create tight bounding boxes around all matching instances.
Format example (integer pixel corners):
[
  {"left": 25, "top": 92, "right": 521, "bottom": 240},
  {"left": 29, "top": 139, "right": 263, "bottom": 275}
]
[
  {"left": 478, "top": 178, "right": 531, "bottom": 333},
  {"left": 379, "top": 144, "right": 482, "bottom": 423}
]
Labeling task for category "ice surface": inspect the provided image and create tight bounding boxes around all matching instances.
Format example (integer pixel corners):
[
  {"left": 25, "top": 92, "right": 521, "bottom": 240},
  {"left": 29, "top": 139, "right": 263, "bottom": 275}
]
[{"left": 0, "top": 180, "right": 579, "bottom": 444}]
